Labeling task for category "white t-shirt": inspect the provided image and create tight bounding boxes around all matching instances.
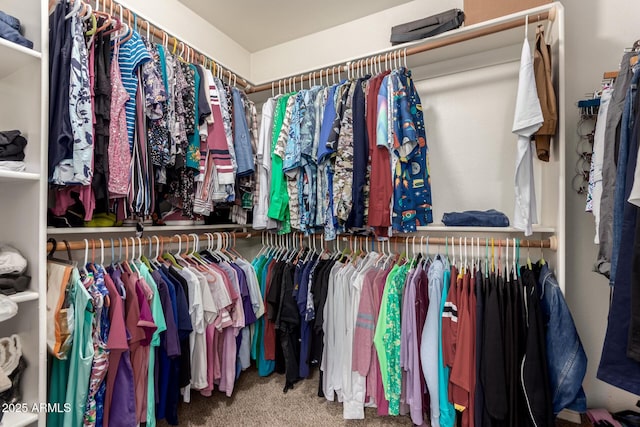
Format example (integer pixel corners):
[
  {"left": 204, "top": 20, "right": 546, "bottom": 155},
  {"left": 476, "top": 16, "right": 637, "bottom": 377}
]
[
  {"left": 513, "top": 38, "right": 544, "bottom": 236},
  {"left": 253, "top": 98, "right": 278, "bottom": 230}
]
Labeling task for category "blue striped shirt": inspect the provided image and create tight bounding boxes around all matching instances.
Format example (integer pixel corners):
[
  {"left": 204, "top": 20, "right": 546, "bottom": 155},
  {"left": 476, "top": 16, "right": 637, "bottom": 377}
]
[{"left": 118, "top": 30, "right": 151, "bottom": 151}]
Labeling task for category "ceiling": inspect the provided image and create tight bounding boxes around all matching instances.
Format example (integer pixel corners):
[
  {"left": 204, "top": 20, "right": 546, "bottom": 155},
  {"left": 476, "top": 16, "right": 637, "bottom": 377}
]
[{"left": 178, "top": 0, "right": 411, "bottom": 52}]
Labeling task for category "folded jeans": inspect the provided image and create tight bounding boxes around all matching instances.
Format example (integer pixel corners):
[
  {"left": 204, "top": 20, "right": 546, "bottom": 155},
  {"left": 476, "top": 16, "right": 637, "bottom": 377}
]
[{"left": 442, "top": 209, "right": 510, "bottom": 227}]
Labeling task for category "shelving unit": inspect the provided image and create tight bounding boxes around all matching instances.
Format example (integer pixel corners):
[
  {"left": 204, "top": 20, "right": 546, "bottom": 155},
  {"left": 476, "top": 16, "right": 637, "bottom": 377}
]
[
  {"left": 0, "top": 170, "right": 40, "bottom": 183},
  {"left": 1, "top": 411, "right": 39, "bottom": 427},
  {"left": 0, "top": 0, "right": 47, "bottom": 425},
  {"left": 8, "top": 291, "right": 40, "bottom": 304}
]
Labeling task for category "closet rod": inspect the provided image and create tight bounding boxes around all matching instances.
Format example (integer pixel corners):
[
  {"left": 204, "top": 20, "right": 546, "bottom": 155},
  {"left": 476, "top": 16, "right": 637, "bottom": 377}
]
[
  {"left": 246, "top": 7, "right": 555, "bottom": 94},
  {"left": 95, "top": 0, "right": 251, "bottom": 89},
  {"left": 46, "top": 232, "right": 255, "bottom": 252},
  {"left": 46, "top": 233, "right": 557, "bottom": 252}
]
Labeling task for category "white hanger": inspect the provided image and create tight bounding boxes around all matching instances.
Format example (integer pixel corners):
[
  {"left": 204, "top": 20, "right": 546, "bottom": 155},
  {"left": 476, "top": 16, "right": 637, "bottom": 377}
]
[
  {"left": 470, "top": 238, "right": 474, "bottom": 278},
  {"left": 506, "top": 238, "right": 510, "bottom": 275},
  {"left": 130, "top": 237, "right": 141, "bottom": 275},
  {"left": 513, "top": 237, "right": 518, "bottom": 277},
  {"left": 464, "top": 237, "right": 468, "bottom": 273},
  {"left": 65, "top": 0, "right": 82, "bottom": 20},
  {"left": 189, "top": 233, "right": 199, "bottom": 255},
  {"left": 99, "top": 238, "right": 105, "bottom": 266},
  {"left": 82, "top": 239, "right": 89, "bottom": 273},
  {"left": 172, "top": 233, "right": 181, "bottom": 256},
  {"left": 525, "top": 14, "right": 529, "bottom": 39}
]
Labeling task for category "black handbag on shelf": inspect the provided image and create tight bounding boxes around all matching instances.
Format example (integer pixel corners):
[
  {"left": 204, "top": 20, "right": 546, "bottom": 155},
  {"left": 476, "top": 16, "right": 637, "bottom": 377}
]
[{"left": 390, "top": 8, "right": 465, "bottom": 45}]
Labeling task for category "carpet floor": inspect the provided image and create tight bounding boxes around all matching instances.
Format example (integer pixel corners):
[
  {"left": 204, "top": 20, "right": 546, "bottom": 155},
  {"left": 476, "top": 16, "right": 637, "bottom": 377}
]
[{"left": 157, "top": 366, "right": 414, "bottom": 426}]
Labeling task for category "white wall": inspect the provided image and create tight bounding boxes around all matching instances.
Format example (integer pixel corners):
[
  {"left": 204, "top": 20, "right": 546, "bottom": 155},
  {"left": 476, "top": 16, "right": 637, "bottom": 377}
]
[
  {"left": 249, "top": 0, "right": 460, "bottom": 83},
  {"left": 561, "top": 0, "right": 639, "bottom": 411},
  {"left": 116, "top": 0, "right": 251, "bottom": 78}
]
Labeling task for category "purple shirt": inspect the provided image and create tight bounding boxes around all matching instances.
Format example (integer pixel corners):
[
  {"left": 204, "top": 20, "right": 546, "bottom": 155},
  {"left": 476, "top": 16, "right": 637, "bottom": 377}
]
[
  {"left": 152, "top": 271, "right": 180, "bottom": 357},
  {"left": 231, "top": 263, "right": 257, "bottom": 325},
  {"left": 401, "top": 264, "right": 425, "bottom": 426}
]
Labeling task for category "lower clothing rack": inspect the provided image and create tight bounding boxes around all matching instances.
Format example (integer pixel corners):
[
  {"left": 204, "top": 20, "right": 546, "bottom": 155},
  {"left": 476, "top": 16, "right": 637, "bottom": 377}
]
[{"left": 46, "top": 232, "right": 558, "bottom": 252}]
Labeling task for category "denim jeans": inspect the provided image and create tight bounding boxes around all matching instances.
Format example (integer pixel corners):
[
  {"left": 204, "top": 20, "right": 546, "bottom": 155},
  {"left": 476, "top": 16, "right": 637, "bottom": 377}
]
[
  {"left": 442, "top": 209, "right": 509, "bottom": 227},
  {"left": 0, "top": 11, "right": 20, "bottom": 31},
  {"left": 611, "top": 61, "right": 640, "bottom": 286},
  {"left": 0, "top": 11, "right": 32, "bottom": 49},
  {"left": 597, "top": 80, "right": 640, "bottom": 394},
  {"left": 231, "top": 87, "right": 254, "bottom": 177}
]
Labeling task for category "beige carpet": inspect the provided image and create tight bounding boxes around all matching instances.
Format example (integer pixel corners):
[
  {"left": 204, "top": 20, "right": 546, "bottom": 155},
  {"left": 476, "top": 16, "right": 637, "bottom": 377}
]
[{"left": 158, "top": 367, "right": 414, "bottom": 426}]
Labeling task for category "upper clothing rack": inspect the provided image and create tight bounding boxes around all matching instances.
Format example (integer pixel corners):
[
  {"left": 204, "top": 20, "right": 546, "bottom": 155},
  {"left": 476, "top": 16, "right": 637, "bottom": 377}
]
[{"left": 88, "top": 1, "right": 558, "bottom": 94}]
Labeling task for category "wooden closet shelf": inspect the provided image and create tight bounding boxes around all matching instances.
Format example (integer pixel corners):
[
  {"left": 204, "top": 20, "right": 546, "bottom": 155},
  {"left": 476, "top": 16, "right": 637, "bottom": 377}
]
[{"left": 47, "top": 224, "right": 248, "bottom": 235}]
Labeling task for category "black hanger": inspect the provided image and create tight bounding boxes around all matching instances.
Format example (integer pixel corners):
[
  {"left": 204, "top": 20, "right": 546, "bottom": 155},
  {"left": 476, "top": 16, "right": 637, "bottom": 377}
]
[{"left": 47, "top": 238, "right": 75, "bottom": 266}]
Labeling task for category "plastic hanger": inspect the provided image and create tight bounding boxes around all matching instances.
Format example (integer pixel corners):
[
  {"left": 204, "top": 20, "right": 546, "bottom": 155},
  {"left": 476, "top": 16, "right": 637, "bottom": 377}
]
[
  {"left": 214, "top": 233, "right": 231, "bottom": 262},
  {"left": 539, "top": 240, "right": 546, "bottom": 265},
  {"left": 497, "top": 239, "right": 502, "bottom": 276},
  {"left": 491, "top": 238, "right": 496, "bottom": 275},
  {"left": 81, "top": 2, "right": 92, "bottom": 20},
  {"left": 513, "top": 238, "right": 518, "bottom": 277},
  {"left": 65, "top": 0, "right": 82, "bottom": 20},
  {"left": 464, "top": 237, "right": 468, "bottom": 276},
  {"left": 129, "top": 238, "right": 141, "bottom": 275},
  {"left": 505, "top": 238, "right": 509, "bottom": 277},
  {"left": 162, "top": 235, "right": 180, "bottom": 267},
  {"left": 140, "top": 237, "right": 152, "bottom": 270},
  {"left": 79, "top": 238, "right": 90, "bottom": 275},
  {"left": 526, "top": 240, "right": 533, "bottom": 270},
  {"left": 485, "top": 239, "right": 489, "bottom": 278},
  {"left": 94, "top": 3, "right": 112, "bottom": 33},
  {"left": 47, "top": 238, "right": 76, "bottom": 267}
]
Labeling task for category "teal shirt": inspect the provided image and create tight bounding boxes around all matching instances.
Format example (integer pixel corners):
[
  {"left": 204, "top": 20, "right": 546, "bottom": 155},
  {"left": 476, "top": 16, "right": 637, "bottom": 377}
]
[
  {"left": 438, "top": 267, "right": 456, "bottom": 427},
  {"left": 138, "top": 263, "right": 167, "bottom": 427},
  {"left": 63, "top": 269, "right": 95, "bottom": 427},
  {"left": 186, "top": 64, "right": 200, "bottom": 171}
]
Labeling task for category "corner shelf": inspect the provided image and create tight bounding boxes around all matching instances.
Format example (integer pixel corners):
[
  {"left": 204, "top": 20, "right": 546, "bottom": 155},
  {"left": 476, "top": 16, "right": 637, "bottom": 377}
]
[
  {"left": 0, "top": 37, "right": 41, "bottom": 79},
  {"left": 0, "top": 170, "right": 40, "bottom": 183},
  {"left": 8, "top": 291, "right": 39, "bottom": 304},
  {"left": 1, "top": 411, "right": 39, "bottom": 427}
]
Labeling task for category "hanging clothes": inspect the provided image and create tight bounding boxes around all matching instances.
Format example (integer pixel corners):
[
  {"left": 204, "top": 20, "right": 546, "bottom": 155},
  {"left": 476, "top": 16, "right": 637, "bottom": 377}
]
[{"left": 48, "top": 9, "right": 255, "bottom": 228}]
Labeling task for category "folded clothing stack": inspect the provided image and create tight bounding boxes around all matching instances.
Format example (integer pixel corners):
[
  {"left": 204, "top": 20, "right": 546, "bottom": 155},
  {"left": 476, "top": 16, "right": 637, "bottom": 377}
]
[
  {"left": 442, "top": 209, "right": 510, "bottom": 227},
  {"left": 0, "top": 335, "right": 27, "bottom": 423},
  {"left": 0, "top": 130, "right": 28, "bottom": 172},
  {"left": 0, "top": 244, "right": 30, "bottom": 296},
  {"left": 0, "top": 11, "right": 33, "bottom": 49}
]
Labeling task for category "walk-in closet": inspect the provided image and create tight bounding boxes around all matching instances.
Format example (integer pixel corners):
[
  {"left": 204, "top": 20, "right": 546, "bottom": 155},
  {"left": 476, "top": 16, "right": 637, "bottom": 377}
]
[{"left": 0, "top": 0, "right": 639, "bottom": 425}]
